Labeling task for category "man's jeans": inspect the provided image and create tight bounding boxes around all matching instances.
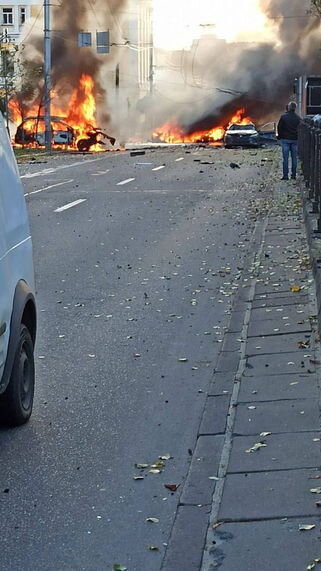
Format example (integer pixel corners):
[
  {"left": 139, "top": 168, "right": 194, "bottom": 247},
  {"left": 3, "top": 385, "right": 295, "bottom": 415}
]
[{"left": 280, "top": 139, "right": 298, "bottom": 178}]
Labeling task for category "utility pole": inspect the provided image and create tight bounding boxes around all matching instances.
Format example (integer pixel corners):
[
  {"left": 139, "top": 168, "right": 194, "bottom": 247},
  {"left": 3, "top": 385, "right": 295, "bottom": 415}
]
[
  {"left": 2, "top": 29, "right": 9, "bottom": 135},
  {"left": 44, "top": 0, "right": 51, "bottom": 151}
]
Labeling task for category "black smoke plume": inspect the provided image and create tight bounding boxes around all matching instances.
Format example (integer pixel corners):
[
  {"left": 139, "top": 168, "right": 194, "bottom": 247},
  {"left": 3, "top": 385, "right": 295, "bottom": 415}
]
[{"left": 152, "top": 0, "right": 321, "bottom": 134}]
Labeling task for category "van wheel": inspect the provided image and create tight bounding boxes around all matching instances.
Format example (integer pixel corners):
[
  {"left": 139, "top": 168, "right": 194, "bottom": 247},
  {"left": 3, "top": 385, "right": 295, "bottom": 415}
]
[{"left": 0, "top": 325, "right": 35, "bottom": 427}]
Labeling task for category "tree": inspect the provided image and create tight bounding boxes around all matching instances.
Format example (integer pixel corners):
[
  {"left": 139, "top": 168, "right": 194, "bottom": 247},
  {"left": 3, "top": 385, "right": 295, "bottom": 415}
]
[{"left": 310, "top": 0, "right": 321, "bottom": 16}]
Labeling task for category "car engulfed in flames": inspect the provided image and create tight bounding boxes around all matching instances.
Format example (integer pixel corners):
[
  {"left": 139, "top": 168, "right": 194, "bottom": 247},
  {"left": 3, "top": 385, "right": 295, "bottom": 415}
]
[
  {"left": 152, "top": 109, "right": 255, "bottom": 146},
  {"left": 15, "top": 116, "right": 75, "bottom": 147},
  {"left": 10, "top": 74, "right": 116, "bottom": 153}
]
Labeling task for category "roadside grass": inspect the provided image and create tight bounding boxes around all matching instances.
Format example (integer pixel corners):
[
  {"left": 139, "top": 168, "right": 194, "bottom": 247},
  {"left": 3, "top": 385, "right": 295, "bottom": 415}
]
[{"left": 13, "top": 147, "right": 49, "bottom": 163}]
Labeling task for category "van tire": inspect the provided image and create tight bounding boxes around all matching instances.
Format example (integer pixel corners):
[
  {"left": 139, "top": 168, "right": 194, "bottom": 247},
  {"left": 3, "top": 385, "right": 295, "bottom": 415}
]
[{"left": 0, "top": 324, "right": 35, "bottom": 426}]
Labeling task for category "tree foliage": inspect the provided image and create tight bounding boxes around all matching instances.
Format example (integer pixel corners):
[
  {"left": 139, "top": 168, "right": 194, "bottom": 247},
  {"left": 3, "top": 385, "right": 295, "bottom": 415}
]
[{"left": 310, "top": 0, "right": 321, "bottom": 16}]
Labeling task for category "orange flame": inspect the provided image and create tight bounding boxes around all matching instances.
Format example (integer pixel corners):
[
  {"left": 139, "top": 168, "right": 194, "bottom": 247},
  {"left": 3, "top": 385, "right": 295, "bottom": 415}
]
[
  {"left": 10, "top": 74, "right": 113, "bottom": 152},
  {"left": 153, "top": 108, "right": 254, "bottom": 145}
]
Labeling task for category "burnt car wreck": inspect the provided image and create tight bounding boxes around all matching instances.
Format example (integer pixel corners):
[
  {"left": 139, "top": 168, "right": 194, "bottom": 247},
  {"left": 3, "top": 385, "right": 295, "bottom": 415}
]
[
  {"left": 76, "top": 127, "right": 116, "bottom": 152},
  {"left": 15, "top": 116, "right": 75, "bottom": 147}
]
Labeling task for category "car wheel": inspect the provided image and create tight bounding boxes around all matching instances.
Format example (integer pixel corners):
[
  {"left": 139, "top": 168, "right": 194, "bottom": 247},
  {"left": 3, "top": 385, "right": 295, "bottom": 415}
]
[{"left": 0, "top": 324, "right": 35, "bottom": 427}]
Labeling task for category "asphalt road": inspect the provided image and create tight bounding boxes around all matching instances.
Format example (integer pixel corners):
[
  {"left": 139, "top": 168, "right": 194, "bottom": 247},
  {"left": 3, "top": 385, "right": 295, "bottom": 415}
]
[{"left": 0, "top": 145, "right": 274, "bottom": 570}]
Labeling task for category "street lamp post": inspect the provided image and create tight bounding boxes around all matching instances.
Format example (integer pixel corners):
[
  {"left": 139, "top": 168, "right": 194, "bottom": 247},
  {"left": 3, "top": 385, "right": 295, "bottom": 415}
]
[
  {"left": 1, "top": 29, "right": 11, "bottom": 136},
  {"left": 44, "top": 0, "right": 51, "bottom": 151}
]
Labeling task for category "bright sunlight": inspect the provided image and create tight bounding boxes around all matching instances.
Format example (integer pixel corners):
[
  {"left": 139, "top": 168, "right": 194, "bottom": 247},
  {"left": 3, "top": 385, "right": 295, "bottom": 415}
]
[{"left": 153, "top": 0, "right": 277, "bottom": 50}]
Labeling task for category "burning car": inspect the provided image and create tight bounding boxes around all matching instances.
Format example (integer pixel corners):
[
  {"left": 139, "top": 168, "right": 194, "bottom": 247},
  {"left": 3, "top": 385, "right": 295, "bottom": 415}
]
[
  {"left": 15, "top": 116, "right": 75, "bottom": 147},
  {"left": 224, "top": 122, "right": 260, "bottom": 148}
]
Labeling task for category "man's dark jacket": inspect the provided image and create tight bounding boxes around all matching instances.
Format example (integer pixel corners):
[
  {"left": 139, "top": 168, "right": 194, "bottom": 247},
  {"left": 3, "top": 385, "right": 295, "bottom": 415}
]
[{"left": 277, "top": 111, "right": 301, "bottom": 141}]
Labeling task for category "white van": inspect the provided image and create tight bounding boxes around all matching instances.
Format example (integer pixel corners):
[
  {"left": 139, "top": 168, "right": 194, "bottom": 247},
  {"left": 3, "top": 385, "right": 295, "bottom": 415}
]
[{"left": 0, "top": 113, "right": 36, "bottom": 426}]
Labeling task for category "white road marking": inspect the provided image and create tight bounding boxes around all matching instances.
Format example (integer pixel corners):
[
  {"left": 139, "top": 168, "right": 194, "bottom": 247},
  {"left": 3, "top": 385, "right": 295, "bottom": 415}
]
[
  {"left": 21, "top": 157, "right": 105, "bottom": 179},
  {"left": 152, "top": 165, "right": 165, "bottom": 171},
  {"left": 117, "top": 178, "right": 135, "bottom": 185},
  {"left": 25, "top": 179, "right": 73, "bottom": 197},
  {"left": 175, "top": 157, "right": 184, "bottom": 162},
  {"left": 92, "top": 170, "right": 110, "bottom": 176},
  {"left": 54, "top": 199, "right": 87, "bottom": 212}
]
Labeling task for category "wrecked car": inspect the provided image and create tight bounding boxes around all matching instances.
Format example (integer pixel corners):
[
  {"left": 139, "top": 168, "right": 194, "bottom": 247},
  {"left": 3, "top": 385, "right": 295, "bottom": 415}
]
[
  {"left": 224, "top": 122, "right": 260, "bottom": 148},
  {"left": 15, "top": 116, "right": 75, "bottom": 147}
]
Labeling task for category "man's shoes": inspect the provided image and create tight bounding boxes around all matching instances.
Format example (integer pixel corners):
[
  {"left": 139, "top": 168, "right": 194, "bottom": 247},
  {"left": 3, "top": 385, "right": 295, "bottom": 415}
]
[
  {"left": 291, "top": 175, "right": 296, "bottom": 179},
  {"left": 281, "top": 176, "right": 289, "bottom": 180}
]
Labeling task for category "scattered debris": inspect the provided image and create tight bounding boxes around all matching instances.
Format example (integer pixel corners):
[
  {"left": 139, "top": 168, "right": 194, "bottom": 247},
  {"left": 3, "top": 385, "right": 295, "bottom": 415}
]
[
  {"left": 245, "top": 442, "right": 267, "bottom": 453},
  {"left": 130, "top": 150, "right": 146, "bottom": 156}
]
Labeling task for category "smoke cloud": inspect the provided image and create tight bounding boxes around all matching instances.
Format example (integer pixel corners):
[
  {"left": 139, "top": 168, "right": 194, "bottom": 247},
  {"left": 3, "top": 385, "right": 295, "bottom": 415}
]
[
  {"left": 146, "top": 0, "right": 321, "bottom": 135},
  {"left": 17, "top": 0, "right": 127, "bottom": 128},
  {"left": 15, "top": 0, "right": 321, "bottom": 140}
]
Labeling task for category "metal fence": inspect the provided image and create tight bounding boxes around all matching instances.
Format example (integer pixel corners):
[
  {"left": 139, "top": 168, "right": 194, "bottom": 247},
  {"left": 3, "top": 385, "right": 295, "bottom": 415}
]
[{"left": 299, "top": 117, "right": 321, "bottom": 232}]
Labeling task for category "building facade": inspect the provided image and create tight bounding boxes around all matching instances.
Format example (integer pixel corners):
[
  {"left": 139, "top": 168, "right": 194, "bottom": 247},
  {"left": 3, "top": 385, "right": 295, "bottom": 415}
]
[{"left": 0, "top": 1, "right": 41, "bottom": 44}]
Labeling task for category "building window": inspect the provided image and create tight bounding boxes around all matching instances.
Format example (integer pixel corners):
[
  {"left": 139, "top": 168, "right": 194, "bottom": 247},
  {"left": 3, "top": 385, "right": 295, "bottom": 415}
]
[
  {"left": 20, "top": 7, "right": 26, "bottom": 25},
  {"left": 2, "top": 8, "right": 13, "bottom": 25}
]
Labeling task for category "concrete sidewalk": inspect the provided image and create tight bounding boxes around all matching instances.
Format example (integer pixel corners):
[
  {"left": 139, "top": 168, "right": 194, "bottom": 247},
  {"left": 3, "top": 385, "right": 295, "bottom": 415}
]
[{"left": 162, "top": 168, "right": 321, "bottom": 570}]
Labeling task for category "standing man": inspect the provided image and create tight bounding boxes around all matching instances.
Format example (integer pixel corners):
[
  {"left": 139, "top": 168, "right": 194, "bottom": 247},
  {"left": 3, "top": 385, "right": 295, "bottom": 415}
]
[{"left": 277, "top": 101, "right": 301, "bottom": 180}]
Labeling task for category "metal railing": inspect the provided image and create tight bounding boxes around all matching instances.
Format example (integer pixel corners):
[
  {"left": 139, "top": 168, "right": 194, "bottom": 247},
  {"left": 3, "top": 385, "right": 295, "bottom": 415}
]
[{"left": 299, "top": 117, "right": 321, "bottom": 232}]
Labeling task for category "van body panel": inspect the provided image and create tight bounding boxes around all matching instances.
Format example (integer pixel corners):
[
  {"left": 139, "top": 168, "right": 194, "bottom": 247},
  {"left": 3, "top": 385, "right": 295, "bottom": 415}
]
[{"left": 0, "top": 112, "right": 36, "bottom": 393}]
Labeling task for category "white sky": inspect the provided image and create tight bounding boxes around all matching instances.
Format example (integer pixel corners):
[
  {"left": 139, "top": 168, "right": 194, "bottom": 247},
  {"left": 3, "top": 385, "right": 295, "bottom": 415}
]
[{"left": 153, "top": 0, "right": 277, "bottom": 49}]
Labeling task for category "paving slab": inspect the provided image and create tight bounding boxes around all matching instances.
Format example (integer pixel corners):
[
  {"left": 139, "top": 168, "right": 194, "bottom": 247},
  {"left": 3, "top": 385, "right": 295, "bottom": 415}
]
[
  {"left": 244, "top": 351, "right": 313, "bottom": 376},
  {"left": 207, "top": 519, "right": 321, "bottom": 571},
  {"left": 250, "top": 305, "right": 308, "bottom": 322},
  {"left": 263, "top": 232, "right": 303, "bottom": 244},
  {"left": 248, "top": 317, "right": 310, "bottom": 337},
  {"left": 219, "top": 468, "right": 320, "bottom": 520},
  {"left": 228, "top": 432, "right": 321, "bottom": 472},
  {"left": 255, "top": 281, "right": 306, "bottom": 295},
  {"left": 162, "top": 505, "right": 209, "bottom": 571},
  {"left": 238, "top": 373, "right": 318, "bottom": 402},
  {"left": 215, "top": 351, "right": 241, "bottom": 373},
  {"left": 267, "top": 222, "right": 302, "bottom": 230},
  {"left": 252, "top": 295, "right": 310, "bottom": 308},
  {"left": 199, "top": 396, "right": 230, "bottom": 435},
  {"left": 234, "top": 400, "right": 320, "bottom": 435},
  {"left": 254, "top": 289, "right": 309, "bottom": 302},
  {"left": 180, "top": 435, "right": 224, "bottom": 506},
  {"left": 208, "top": 372, "right": 235, "bottom": 396},
  {"left": 226, "top": 310, "right": 246, "bottom": 333},
  {"left": 221, "top": 331, "right": 242, "bottom": 352},
  {"left": 246, "top": 333, "right": 311, "bottom": 355}
]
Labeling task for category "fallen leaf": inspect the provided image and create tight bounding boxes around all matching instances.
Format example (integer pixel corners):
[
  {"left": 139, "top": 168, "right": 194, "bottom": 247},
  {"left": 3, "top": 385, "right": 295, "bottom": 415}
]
[
  {"left": 135, "top": 463, "right": 149, "bottom": 469},
  {"left": 290, "top": 285, "right": 302, "bottom": 292},
  {"left": 164, "top": 484, "right": 179, "bottom": 492},
  {"left": 149, "top": 469, "right": 161, "bottom": 474},
  {"left": 212, "top": 521, "right": 225, "bottom": 530},
  {"left": 151, "top": 460, "right": 165, "bottom": 468},
  {"left": 298, "top": 341, "right": 310, "bottom": 349},
  {"left": 245, "top": 442, "right": 267, "bottom": 453},
  {"left": 146, "top": 518, "right": 159, "bottom": 523},
  {"left": 307, "top": 559, "right": 321, "bottom": 570},
  {"left": 299, "top": 524, "right": 316, "bottom": 531}
]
